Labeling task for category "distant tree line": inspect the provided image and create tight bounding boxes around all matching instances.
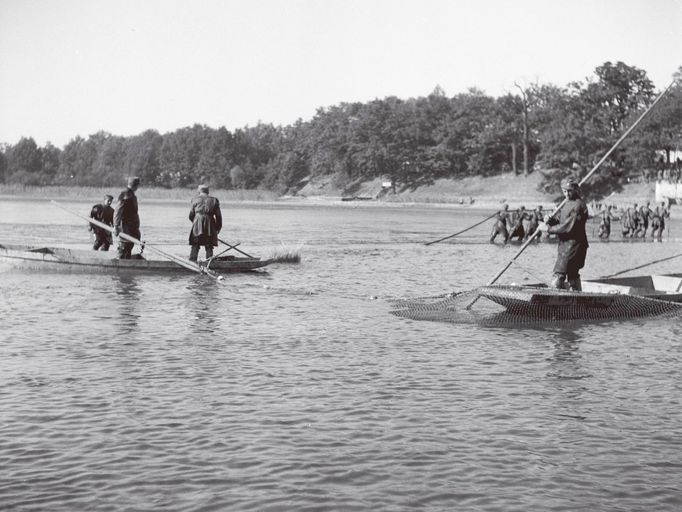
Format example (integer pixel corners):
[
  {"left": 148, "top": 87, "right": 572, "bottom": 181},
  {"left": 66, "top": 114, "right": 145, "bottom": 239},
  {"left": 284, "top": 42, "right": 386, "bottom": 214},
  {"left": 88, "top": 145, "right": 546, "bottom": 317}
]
[{"left": 1, "top": 61, "right": 680, "bottom": 200}]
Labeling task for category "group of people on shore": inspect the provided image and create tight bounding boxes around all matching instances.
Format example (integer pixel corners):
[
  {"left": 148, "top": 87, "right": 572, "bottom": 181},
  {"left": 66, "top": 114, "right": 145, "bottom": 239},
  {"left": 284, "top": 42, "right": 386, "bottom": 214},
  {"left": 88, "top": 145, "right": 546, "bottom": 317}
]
[
  {"left": 88, "top": 177, "right": 223, "bottom": 262},
  {"left": 596, "top": 201, "right": 671, "bottom": 241},
  {"left": 489, "top": 203, "right": 546, "bottom": 244},
  {"left": 489, "top": 198, "right": 672, "bottom": 245}
]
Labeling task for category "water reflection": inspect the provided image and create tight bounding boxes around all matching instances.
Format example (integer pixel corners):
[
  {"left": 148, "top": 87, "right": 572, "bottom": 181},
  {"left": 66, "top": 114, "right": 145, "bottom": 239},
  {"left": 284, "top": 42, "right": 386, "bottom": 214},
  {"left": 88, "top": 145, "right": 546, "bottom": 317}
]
[
  {"left": 547, "top": 327, "right": 585, "bottom": 375},
  {"left": 112, "top": 274, "right": 142, "bottom": 337},
  {"left": 543, "top": 327, "right": 591, "bottom": 421},
  {"left": 184, "top": 278, "right": 221, "bottom": 335}
]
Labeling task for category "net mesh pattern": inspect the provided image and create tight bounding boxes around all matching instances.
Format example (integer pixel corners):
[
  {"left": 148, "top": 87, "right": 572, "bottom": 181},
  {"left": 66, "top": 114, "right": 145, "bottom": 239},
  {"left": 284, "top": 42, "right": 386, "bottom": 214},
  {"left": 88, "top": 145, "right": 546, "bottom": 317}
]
[{"left": 390, "top": 285, "right": 682, "bottom": 326}]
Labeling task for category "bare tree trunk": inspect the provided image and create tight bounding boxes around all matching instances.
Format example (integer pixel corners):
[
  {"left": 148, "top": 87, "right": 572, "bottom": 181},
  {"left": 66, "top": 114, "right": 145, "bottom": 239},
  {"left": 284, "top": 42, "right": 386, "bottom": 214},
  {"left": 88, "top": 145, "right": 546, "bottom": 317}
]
[
  {"left": 511, "top": 143, "right": 517, "bottom": 174},
  {"left": 522, "top": 107, "right": 529, "bottom": 176},
  {"left": 515, "top": 83, "right": 530, "bottom": 176}
]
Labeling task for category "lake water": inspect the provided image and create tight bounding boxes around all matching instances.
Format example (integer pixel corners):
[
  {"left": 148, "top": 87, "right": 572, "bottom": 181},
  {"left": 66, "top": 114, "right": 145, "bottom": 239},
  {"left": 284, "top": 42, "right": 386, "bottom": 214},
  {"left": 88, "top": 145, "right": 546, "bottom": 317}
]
[{"left": 1, "top": 197, "right": 682, "bottom": 511}]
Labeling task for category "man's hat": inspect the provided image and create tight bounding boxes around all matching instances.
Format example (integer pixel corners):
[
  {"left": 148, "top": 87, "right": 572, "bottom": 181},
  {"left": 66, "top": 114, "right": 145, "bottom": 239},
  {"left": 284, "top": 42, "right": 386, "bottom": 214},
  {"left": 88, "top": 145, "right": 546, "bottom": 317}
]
[
  {"left": 104, "top": 194, "right": 113, "bottom": 201},
  {"left": 198, "top": 184, "right": 209, "bottom": 193},
  {"left": 127, "top": 176, "right": 140, "bottom": 188},
  {"left": 561, "top": 177, "right": 579, "bottom": 190}
]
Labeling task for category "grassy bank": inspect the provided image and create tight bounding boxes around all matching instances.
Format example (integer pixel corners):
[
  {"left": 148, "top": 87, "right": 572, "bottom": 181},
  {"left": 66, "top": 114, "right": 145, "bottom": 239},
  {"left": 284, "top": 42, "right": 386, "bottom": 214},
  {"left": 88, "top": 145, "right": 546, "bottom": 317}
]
[
  {"left": 0, "top": 173, "right": 658, "bottom": 210},
  {"left": 0, "top": 184, "right": 278, "bottom": 202}
]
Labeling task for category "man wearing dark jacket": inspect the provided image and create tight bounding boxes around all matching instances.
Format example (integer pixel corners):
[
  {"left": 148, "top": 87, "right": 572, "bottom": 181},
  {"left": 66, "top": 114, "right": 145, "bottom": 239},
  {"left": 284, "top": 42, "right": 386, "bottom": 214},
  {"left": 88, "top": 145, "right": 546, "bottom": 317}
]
[
  {"left": 114, "top": 176, "right": 141, "bottom": 259},
  {"left": 89, "top": 194, "right": 114, "bottom": 251},
  {"left": 188, "top": 184, "right": 222, "bottom": 261},
  {"left": 539, "top": 178, "right": 589, "bottom": 291}
]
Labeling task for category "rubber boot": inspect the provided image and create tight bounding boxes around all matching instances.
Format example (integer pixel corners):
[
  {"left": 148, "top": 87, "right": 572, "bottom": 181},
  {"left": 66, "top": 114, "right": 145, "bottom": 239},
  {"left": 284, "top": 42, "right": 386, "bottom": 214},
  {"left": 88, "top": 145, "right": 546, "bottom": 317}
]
[{"left": 567, "top": 276, "right": 582, "bottom": 292}]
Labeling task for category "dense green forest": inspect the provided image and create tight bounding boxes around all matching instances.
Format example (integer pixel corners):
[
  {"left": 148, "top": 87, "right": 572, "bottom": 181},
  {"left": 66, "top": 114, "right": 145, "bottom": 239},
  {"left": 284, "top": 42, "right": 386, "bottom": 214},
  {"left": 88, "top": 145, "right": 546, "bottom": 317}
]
[{"left": 1, "top": 61, "right": 680, "bottom": 200}]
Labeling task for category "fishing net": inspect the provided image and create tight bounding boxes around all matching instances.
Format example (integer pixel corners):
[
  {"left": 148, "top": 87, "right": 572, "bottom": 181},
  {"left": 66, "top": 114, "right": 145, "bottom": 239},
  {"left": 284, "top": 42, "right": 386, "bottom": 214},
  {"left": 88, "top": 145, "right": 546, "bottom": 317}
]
[{"left": 390, "top": 285, "right": 682, "bottom": 327}]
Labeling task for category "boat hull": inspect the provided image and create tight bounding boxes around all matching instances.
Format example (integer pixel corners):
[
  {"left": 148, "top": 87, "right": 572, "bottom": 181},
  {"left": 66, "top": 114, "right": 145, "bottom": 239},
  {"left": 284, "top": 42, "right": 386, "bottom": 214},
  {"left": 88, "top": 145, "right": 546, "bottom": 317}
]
[
  {"left": 0, "top": 244, "right": 271, "bottom": 273},
  {"left": 477, "top": 284, "right": 682, "bottom": 321}
]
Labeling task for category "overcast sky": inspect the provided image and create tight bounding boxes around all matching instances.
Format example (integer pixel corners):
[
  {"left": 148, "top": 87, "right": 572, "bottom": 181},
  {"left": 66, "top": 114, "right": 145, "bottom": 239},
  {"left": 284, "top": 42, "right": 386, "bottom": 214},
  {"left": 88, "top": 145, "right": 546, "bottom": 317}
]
[{"left": 0, "top": 0, "right": 680, "bottom": 147}]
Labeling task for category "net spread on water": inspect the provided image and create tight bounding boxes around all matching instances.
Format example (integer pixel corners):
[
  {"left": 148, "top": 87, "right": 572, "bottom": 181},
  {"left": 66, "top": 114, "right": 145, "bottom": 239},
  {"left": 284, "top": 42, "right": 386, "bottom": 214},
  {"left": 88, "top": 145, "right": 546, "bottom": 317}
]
[{"left": 389, "top": 285, "right": 682, "bottom": 326}]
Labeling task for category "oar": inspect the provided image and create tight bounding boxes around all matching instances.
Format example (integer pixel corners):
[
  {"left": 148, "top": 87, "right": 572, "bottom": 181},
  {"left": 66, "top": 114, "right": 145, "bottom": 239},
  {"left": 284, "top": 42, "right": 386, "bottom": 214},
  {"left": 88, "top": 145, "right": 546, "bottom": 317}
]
[
  {"left": 465, "top": 78, "right": 678, "bottom": 309},
  {"left": 51, "top": 201, "right": 224, "bottom": 281},
  {"left": 218, "top": 237, "right": 255, "bottom": 259},
  {"left": 424, "top": 211, "right": 497, "bottom": 246}
]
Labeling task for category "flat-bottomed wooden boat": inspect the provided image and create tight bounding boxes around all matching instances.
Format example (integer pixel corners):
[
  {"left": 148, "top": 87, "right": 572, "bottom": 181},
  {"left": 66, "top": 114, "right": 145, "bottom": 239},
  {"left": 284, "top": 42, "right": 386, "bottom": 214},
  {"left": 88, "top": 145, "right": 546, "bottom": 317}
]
[
  {"left": 476, "top": 273, "right": 682, "bottom": 320},
  {"left": 0, "top": 243, "right": 271, "bottom": 273}
]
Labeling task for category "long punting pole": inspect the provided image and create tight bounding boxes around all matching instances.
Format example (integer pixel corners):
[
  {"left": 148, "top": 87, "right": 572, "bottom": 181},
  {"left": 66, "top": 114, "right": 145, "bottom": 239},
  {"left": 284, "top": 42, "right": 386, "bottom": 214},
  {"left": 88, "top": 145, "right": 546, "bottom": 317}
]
[
  {"left": 424, "top": 211, "right": 498, "bottom": 246},
  {"left": 51, "top": 200, "right": 224, "bottom": 281},
  {"left": 466, "top": 78, "right": 678, "bottom": 308}
]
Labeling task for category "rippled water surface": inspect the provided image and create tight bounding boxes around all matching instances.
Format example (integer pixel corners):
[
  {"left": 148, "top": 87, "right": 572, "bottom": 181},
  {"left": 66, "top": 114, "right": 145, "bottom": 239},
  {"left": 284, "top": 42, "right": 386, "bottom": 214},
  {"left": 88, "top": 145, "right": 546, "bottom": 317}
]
[{"left": 1, "top": 197, "right": 682, "bottom": 511}]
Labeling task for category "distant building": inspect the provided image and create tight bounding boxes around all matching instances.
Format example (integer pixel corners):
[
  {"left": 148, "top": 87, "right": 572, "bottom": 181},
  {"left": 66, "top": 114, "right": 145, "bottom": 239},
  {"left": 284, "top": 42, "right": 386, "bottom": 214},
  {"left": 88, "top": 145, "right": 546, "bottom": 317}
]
[{"left": 655, "top": 181, "right": 682, "bottom": 205}]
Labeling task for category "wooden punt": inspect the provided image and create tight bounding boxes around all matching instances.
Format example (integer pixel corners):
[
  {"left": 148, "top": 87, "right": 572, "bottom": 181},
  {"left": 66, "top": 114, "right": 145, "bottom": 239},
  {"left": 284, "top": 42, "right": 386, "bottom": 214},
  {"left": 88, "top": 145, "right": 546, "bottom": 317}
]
[
  {"left": 0, "top": 243, "right": 271, "bottom": 273},
  {"left": 476, "top": 274, "right": 682, "bottom": 320}
]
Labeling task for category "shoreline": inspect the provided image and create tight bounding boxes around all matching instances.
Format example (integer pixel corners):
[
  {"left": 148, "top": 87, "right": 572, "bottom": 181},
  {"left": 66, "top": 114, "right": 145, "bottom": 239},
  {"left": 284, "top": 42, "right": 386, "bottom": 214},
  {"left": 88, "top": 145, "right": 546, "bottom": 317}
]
[{"left": 0, "top": 172, "right": 662, "bottom": 212}]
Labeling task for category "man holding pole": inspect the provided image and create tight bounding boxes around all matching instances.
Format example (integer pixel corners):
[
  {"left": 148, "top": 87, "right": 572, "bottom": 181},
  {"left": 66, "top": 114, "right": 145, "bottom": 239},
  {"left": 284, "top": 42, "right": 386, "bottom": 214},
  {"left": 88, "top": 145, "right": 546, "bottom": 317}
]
[
  {"left": 114, "top": 176, "right": 141, "bottom": 259},
  {"left": 539, "top": 178, "right": 589, "bottom": 291}
]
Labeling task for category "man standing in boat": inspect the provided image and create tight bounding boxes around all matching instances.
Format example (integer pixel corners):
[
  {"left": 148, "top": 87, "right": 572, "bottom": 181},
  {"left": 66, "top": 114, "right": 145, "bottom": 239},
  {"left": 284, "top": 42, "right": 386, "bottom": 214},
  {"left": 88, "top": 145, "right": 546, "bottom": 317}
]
[
  {"left": 114, "top": 176, "right": 141, "bottom": 259},
  {"left": 89, "top": 194, "right": 114, "bottom": 251},
  {"left": 539, "top": 178, "right": 589, "bottom": 291},
  {"left": 188, "top": 184, "right": 222, "bottom": 262}
]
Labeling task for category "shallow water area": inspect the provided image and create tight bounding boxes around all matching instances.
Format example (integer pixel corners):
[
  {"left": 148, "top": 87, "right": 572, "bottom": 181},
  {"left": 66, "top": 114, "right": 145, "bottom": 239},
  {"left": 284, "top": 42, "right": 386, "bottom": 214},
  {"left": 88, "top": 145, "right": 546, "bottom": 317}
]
[{"left": 1, "top": 197, "right": 682, "bottom": 511}]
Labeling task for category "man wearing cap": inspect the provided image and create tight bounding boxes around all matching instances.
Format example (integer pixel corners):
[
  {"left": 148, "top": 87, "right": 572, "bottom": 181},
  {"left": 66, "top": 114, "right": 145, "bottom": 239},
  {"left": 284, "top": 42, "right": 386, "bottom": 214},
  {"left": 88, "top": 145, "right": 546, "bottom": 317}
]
[
  {"left": 188, "top": 184, "right": 222, "bottom": 262},
  {"left": 539, "top": 178, "right": 589, "bottom": 291},
  {"left": 114, "top": 176, "right": 141, "bottom": 259},
  {"left": 89, "top": 194, "right": 115, "bottom": 251}
]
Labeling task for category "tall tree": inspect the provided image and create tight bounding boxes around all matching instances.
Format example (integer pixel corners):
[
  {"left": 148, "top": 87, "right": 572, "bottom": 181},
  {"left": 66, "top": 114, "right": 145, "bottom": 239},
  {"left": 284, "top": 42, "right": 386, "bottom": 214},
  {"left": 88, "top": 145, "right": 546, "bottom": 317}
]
[{"left": 6, "top": 137, "right": 42, "bottom": 184}]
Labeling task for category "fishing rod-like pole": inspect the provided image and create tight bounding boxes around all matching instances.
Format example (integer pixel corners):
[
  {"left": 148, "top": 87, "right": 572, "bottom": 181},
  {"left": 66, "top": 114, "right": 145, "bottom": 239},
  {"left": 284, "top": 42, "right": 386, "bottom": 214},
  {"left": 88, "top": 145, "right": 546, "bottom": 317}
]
[
  {"left": 466, "top": 78, "right": 678, "bottom": 309},
  {"left": 425, "top": 211, "right": 497, "bottom": 246}
]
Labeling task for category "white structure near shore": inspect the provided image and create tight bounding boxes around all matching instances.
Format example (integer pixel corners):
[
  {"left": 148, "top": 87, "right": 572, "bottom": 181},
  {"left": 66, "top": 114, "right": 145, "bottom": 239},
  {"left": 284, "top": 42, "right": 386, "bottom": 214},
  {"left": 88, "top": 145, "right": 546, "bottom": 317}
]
[{"left": 655, "top": 181, "right": 682, "bottom": 204}]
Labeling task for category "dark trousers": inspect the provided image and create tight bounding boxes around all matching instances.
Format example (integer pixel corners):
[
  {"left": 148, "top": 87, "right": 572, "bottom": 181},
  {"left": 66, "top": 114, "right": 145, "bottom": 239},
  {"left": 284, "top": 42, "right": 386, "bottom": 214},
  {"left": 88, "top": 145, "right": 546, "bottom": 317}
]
[
  {"left": 93, "top": 234, "right": 111, "bottom": 251},
  {"left": 117, "top": 228, "right": 140, "bottom": 259},
  {"left": 118, "top": 240, "right": 135, "bottom": 259},
  {"left": 189, "top": 245, "right": 214, "bottom": 261}
]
